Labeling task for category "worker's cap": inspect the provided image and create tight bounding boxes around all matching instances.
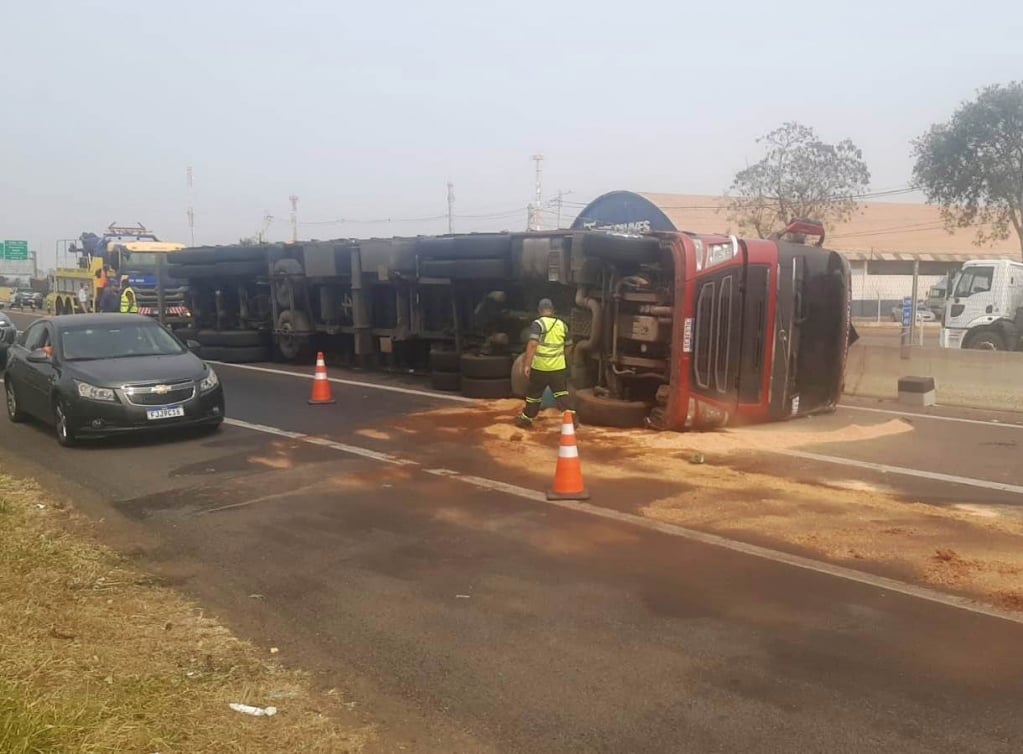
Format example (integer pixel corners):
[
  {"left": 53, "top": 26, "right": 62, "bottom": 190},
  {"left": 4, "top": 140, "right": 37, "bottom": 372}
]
[{"left": 537, "top": 298, "right": 554, "bottom": 313}]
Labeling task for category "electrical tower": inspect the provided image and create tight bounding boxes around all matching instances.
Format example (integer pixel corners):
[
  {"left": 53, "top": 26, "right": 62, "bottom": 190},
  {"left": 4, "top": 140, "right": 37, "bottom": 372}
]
[
  {"left": 529, "top": 154, "right": 544, "bottom": 231},
  {"left": 554, "top": 189, "right": 573, "bottom": 228},
  {"left": 447, "top": 182, "right": 455, "bottom": 234},
  {"left": 186, "top": 165, "right": 195, "bottom": 246},
  {"left": 289, "top": 194, "right": 299, "bottom": 243}
]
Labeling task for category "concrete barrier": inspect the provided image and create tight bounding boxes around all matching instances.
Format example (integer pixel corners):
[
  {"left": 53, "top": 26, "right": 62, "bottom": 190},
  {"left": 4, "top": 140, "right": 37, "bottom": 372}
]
[{"left": 845, "top": 345, "right": 1023, "bottom": 412}]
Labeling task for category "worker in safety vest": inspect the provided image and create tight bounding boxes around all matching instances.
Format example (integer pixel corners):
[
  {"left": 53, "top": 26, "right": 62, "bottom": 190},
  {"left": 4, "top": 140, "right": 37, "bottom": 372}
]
[
  {"left": 516, "top": 298, "right": 575, "bottom": 429},
  {"left": 119, "top": 276, "right": 139, "bottom": 313}
]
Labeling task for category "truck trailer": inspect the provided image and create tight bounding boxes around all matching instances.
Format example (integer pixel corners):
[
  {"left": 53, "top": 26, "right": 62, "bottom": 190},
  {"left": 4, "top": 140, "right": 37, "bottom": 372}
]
[{"left": 170, "top": 223, "right": 855, "bottom": 431}]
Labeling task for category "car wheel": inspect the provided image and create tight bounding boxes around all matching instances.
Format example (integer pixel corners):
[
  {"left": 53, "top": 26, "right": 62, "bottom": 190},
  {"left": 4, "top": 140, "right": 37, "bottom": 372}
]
[
  {"left": 5, "top": 379, "right": 25, "bottom": 423},
  {"left": 54, "top": 400, "right": 77, "bottom": 447}
]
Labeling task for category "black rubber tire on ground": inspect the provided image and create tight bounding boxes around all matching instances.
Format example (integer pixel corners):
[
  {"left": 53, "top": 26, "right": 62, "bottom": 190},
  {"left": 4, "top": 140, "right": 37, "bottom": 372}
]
[
  {"left": 5, "top": 380, "right": 26, "bottom": 423},
  {"left": 510, "top": 354, "right": 528, "bottom": 398},
  {"left": 196, "top": 329, "right": 265, "bottom": 348},
  {"left": 430, "top": 371, "right": 462, "bottom": 392},
  {"left": 200, "top": 345, "right": 271, "bottom": 363},
  {"left": 168, "top": 246, "right": 267, "bottom": 264},
  {"left": 573, "top": 388, "right": 650, "bottom": 428},
  {"left": 429, "top": 347, "right": 460, "bottom": 373},
  {"left": 172, "top": 327, "right": 198, "bottom": 341},
  {"left": 460, "top": 353, "right": 513, "bottom": 380},
  {"left": 460, "top": 376, "right": 513, "bottom": 400},
  {"left": 964, "top": 330, "right": 1005, "bottom": 351}
]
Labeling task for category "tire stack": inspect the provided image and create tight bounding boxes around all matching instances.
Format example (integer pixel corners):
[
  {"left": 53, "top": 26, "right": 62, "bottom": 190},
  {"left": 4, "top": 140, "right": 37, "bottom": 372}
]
[
  {"left": 458, "top": 353, "right": 513, "bottom": 399},
  {"left": 429, "top": 346, "right": 461, "bottom": 391},
  {"left": 165, "top": 246, "right": 272, "bottom": 364}
]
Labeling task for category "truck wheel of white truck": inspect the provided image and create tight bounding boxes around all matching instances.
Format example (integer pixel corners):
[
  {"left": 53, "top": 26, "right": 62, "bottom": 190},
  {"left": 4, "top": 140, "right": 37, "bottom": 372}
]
[{"left": 965, "top": 330, "right": 1004, "bottom": 350}]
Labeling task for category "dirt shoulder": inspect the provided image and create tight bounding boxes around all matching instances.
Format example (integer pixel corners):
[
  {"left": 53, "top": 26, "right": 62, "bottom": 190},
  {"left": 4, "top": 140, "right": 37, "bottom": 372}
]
[
  {"left": 0, "top": 470, "right": 370, "bottom": 754},
  {"left": 386, "top": 400, "right": 1023, "bottom": 614}
]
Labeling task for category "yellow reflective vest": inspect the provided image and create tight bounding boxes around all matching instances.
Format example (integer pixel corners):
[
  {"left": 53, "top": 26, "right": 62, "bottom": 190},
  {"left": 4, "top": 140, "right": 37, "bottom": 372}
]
[
  {"left": 532, "top": 316, "right": 568, "bottom": 371},
  {"left": 120, "top": 286, "right": 139, "bottom": 313}
]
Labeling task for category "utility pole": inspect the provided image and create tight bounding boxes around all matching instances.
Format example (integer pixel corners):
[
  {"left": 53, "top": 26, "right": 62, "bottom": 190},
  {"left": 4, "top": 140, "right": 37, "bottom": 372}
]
[
  {"left": 554, "top": 189, "right": 573, "bottom": 229},
  {"left": 258, "top": 211, "right": 273, "bottom": 244},
  {"left": 447, "top": 182, "right": 455, "bottom": 234},
  {"left": 530, "top": 154, "right": 544, "bottom": 231},
  {"left": 186, "top": 165, "right": 195, "bottom": 246},
  {"left": 289, "top": 194, "right": 299, "bottom": 243}
]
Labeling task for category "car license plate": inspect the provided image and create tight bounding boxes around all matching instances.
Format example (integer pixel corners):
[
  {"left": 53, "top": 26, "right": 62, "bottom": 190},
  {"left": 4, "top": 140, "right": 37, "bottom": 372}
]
[{"left": 146, "top": 406, "right": 185, "bottom": 421}]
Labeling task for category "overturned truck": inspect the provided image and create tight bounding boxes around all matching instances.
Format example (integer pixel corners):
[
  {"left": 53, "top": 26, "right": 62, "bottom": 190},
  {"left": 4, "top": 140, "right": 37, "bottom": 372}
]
[{"left": 169, "top": 223, "right": 854, "bottom": 430}]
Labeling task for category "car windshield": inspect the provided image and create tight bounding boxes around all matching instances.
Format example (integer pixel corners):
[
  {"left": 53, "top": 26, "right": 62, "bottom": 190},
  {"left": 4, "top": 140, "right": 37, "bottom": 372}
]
[{"left": 60, "top": 322, "right": 185, "bottom": 361}]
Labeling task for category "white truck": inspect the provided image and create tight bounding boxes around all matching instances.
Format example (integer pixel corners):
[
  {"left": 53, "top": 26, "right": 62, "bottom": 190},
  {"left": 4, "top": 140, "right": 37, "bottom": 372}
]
[{"left": 940, "top": 259, "right": 1023, "bottom": 350}]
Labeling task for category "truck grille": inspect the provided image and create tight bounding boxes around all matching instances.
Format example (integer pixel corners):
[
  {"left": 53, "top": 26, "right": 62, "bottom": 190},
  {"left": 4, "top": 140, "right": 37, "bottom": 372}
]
[{"left": 123, "top": 381, "right": 195, "bottom": 406}]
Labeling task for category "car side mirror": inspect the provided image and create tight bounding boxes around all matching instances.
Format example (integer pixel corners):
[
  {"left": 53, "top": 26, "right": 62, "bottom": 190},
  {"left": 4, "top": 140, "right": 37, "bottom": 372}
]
[
  {"left": 27, "top": 348, "right": 51, "bottom": 363},
  {"left": 185, "top": 339, "right": 202, "bottom": 354}
]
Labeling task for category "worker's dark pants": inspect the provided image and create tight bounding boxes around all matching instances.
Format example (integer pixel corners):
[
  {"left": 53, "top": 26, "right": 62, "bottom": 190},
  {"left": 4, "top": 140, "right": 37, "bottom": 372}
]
[{"left": 520, "top": 368, "right": 572, "bottom": 420}]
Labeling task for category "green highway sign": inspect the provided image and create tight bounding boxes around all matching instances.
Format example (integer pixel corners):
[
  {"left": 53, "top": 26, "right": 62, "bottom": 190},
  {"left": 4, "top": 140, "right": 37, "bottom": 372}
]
[{"left": 1, "top": 240, "right": 29, "bottom": 261}]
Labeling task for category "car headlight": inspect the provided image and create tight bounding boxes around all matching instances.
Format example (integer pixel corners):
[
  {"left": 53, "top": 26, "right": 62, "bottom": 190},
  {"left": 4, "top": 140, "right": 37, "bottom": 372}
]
[
  {"left": 199, "top": 368, "right": 219, "bottom": 393},
  {"left": 76, "top": 381, "right": 117, "bottom": 402}
]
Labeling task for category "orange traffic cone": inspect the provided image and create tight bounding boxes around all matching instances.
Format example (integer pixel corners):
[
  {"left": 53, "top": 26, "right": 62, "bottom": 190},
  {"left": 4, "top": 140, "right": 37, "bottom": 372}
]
[
  {"left": 547, "top": 411, "right": 589, "bottom": 500},
  {"left": 307, "top": 352, "right": 336, "bottom": 405}
]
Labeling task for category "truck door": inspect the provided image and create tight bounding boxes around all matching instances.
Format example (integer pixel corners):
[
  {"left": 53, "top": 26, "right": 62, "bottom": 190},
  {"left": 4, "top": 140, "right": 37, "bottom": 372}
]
[{"left": 948, "top": 264, "right": 996, "bottom": 332}]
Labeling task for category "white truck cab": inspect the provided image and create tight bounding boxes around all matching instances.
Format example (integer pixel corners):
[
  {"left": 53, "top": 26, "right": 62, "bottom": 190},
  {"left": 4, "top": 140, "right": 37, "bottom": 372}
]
[{"left": 940, "top": 259, "right": 1023, "bottom": 350}]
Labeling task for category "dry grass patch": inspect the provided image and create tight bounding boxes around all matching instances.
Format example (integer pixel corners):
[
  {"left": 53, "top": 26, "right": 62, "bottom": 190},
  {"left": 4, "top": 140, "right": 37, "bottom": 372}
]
[{"left": 0, "top": 472, "right": 370, "bottom": 754}]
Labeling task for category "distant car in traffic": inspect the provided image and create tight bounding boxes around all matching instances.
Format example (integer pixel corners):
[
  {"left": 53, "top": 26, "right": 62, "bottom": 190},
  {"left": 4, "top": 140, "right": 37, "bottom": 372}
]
[
  {"left": 0, "top": 311, "right": 16, "bottom": 367},
  {"left": 3, "top": 314, "right": 224, "bottom": 446},
  {"left": 8, "top": 289, "right": 43, "bottom": 310},
  {"left": 889, "top": 305, "right": 936, "bottom": 323}
]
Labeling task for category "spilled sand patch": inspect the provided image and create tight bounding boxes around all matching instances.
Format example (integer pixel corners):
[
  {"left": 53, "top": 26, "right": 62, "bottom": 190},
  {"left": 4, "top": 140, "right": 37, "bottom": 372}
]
[{"left": 390, "top": 399, "right": 1023, "bottom": 613}]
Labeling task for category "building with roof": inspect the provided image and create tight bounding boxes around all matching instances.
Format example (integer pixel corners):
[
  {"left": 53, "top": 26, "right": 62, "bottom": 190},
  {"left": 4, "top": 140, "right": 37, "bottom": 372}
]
[{"left": 570, "top": 191, "right": 1022, "bottom": 318}]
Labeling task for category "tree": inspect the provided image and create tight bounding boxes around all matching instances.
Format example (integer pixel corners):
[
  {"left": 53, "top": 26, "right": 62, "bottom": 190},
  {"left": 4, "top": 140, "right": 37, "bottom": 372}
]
[
  {"left": 912, "top": 82, "right": 1023, "bottom": 258},
  {"left": 727, "top": 122, "right": 871, "bottom": 238}
]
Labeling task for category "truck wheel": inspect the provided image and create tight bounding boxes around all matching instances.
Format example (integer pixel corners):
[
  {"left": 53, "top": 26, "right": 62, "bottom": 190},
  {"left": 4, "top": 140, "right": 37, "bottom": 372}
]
[
  {"left": 429, "top": 347, "right": 460, "bottom": 373},
  {"left": 276, "top": 309, "right": 313, "bottom": 362},
  {"left": 574, "top": 388, "right": 649, "bottom": 428},
  {"left": 965, "top": 331, "right": 1005, "bottom": 351},
  {"left": 54, "top": 298, "right": 65, "bottom": 315},
  {"left": 200, "top": 345, "right": 271, "bottom": 363},
  {"left": 460, "top": 353, "right": 513, "bottom": 379},
  {"left": 511, "top": 354, "right": 529, "bottom": 397},
  {"left": 272, "top": 259, "right": 305, "bottom": 308},
  {"left": 460, "top": 376, "right": 513, "bottom": 399},
  {"left": 197, "top": 329, "right": 265, "bottom": 348},
  {"left": 430, "top": 371, "right": 462, "bottom": 391}
]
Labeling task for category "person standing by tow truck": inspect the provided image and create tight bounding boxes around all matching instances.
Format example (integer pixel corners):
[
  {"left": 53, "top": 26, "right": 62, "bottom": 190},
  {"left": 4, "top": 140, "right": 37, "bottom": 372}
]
[
  {"left": 77, "top": 282, "right": 91, "bottom": 314},
  {"left": 516, "top": 298, "right": 576, "bottom": 429},
  {"left": 119, "top": 276, "right": 138, "bottom": 314}
]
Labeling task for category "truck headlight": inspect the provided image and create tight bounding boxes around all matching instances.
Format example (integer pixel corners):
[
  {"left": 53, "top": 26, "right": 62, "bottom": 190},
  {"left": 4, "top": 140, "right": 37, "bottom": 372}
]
[
  {"left": 76, "top": 381, "right": 117, "bottom": 402},
  {"left": 199, "top": 368, "right": 219, "bottom": 393}
]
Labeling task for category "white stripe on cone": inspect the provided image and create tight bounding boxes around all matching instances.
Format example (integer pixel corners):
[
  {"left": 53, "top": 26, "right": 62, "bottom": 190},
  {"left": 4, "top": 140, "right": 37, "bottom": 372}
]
[
  {"left": 314, "top": 372, "right": 327, "bottom": 380},
  {"left": 561, "top": 423, "right": 576, "bottom": 436},
  {"left": 558, "top": 445, "right": 579, "bottom": 458}
]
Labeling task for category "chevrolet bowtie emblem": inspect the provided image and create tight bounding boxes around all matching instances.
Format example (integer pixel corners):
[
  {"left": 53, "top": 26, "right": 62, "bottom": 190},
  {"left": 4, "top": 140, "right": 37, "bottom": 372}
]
[{"left": 153, "top": 385, "right": 171, "bottom": 395}]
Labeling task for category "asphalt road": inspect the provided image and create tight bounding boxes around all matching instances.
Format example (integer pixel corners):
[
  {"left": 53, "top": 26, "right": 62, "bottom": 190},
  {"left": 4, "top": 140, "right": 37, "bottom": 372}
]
[{"left": 3, "top": 311, "right": 1023, "bottom": 752}]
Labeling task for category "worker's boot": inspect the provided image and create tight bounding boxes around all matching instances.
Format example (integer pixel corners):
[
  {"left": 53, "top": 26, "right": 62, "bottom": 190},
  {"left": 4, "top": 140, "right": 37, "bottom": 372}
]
[{"left": 515, "top": 414, "right": 533, "bottom": 430}]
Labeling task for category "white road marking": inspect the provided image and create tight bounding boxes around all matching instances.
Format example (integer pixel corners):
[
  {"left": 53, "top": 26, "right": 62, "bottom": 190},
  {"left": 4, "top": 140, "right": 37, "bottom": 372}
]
[
  {"left": 841, "top": 404, "right": 1023, "bottom": 429},
  {"left": 212, "top": 362, "right": 476, "bottom": 403},
  {"left": 225, "top": 417, "right": 1023, "bottom": 625},
  {"left": 224, "top": 417, "right": 416, "bottom": 466},
  {"left": 776, "top": 449, "right": 1023, "bottom": 496}
]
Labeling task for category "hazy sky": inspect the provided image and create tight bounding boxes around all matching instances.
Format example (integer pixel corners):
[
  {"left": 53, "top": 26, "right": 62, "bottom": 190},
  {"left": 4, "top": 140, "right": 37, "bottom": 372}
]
[{"left": 2, "top": 0, "right": 1020, "bottom": 271}]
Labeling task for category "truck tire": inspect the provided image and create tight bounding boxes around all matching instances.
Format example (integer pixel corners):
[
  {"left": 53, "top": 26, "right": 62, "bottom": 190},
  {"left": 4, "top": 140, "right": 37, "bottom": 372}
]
[
  {"left": 460, "top": 376, "right": 513, "bottom": 399},
  {"left": 272, "top": 259, "right": 305, "bottom": 308},
  {"left": 196, "top": 329, "right": 265, "bottom": 348},
  {"left": 460, "top": 353, "right": 513, "bottom": 379},
  {"left": 429, "top": 347, "right": 460, "bottom": 373},
  {"left": 416, "top": 235, "right": 512, "bottom": 260},
  {"left": 511, "top": 354, "right": 529, "bottom": 397},
  {"left": 170, "top": 246, "right": 266, "bottom": 264},
  {"left": 200, "top": 345, "right": 271, "bottom": 363},
  {"left": 964, "top": 330, "right": 1005, "bottom": 351},
  {"left": 574, "top": 388, "right": 650, "bottom": 428},
  {"left": 430, "top": 371, "right": 462, "bottom": 392},
  {"left": 275, "top": 309, "right": 313, "bottom": 362}
]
